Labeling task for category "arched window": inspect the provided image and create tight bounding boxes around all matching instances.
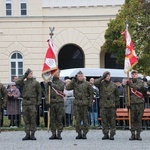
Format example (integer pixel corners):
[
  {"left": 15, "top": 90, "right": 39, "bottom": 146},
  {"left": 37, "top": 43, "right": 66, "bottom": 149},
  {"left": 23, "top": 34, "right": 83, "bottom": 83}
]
[
  {"left": 58, "top": 44, "right": 84, "bottom": 70},
  {"left": 10, "top": 52, "right": 23, "bottom": 81},
  {"left": 105, "top": 52, "right": 123, "bottom": 69}
]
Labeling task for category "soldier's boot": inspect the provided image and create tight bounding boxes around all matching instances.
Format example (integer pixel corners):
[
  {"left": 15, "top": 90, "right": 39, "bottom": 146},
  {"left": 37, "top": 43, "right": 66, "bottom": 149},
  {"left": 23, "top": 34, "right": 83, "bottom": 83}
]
[
  {"left": 136, "top": 132, "right": 142, "bottom": 141},
  {"left": 76, "top": 133, "right": 82, "bottom": 139},
  {"left": 82, "top": 133, "right": 87, "bottom": 139},
  {"left": 110, "top": 133, "right": 115, "bottom": 140},
  {"left": 30, "top": 132, "right": 36, "bottom": 140},
  {"left": 49, "top": 133, "right": 57, "bottom": 140},
  {"left": 57, "top": 132, "right": 62, "bottom": 140},
  {"left": 129, "top": 131, "right": 135, "bottom": 140},
  {"left": 22, "top": 132, "right": 30, "bottom": 141},
  {"left": 102, "top": 134, "right": 109, "bottom": 140}
]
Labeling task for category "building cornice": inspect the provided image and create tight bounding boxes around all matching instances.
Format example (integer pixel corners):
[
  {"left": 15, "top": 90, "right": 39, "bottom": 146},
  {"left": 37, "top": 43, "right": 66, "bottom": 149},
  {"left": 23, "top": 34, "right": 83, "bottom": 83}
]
[
  {"left": 42, "top": 0, "right": 124, "bottom": 8},
  {"left": 0, "top": 14, "right": 117, "bottom": 22}
]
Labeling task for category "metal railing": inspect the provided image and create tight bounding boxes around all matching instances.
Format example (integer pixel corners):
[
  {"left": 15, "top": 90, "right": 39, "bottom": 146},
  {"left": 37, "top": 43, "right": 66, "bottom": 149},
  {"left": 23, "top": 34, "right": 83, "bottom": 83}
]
[{"left": 2, "top": 96, "right": 150, "bottom": 129}]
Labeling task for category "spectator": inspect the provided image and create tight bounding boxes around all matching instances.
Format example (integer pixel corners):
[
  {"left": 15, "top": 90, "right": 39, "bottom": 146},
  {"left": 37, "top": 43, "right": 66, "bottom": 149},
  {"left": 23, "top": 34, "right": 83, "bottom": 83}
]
[
  {"left": 40, "top": 81, "right": 47, "bottom": 127},
  {"left": 64, "top": 79, "right": 74, "bottom": 127},
  {"left": 114, "top": 79, "right": 124, "bottom": 96},
  {"left": 89, "top": 78, "right": 99, "bottom": 127},
  {"left": 33, "top": 77, "right": 41, "bottom": 127},
  {"left": 114, "top": 79, "right": 124, "bottom": 108},
  {"left": 7, "top": 82, "right": 21, "bottom": 127},
  {"left": 12, "top": 76, "right": 22, "bottom": 97},
  {"left": 142, "top": 77, "right": 149, "bottom": 108}
]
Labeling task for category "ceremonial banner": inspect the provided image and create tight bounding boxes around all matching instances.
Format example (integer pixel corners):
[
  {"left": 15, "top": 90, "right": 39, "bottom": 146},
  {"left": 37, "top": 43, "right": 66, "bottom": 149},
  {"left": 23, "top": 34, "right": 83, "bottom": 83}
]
[
  {"left": 42, "top": 39, "right": 58, "bottom": 81},
  {"left": 122, "top": 29, "right": 138, "bottom": 73}
]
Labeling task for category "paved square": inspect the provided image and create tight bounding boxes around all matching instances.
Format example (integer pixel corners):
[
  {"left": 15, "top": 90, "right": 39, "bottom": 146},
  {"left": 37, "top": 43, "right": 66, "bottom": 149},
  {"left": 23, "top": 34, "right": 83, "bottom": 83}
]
[{"left": 0, "top": 130, "right": 150, "bottom": 150}]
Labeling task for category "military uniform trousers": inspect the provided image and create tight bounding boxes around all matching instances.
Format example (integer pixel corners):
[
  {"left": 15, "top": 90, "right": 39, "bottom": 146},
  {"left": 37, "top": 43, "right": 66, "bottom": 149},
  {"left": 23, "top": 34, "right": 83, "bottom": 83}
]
[
  {"left": 50, "top": 102, "right": 64, "bottom": 134},
  {"left": 130, "top": 103, "right": 144, "bottom": 132},
  {"left": 75, "top": 105, "right": 89, "bottom": 134},
  {"left": 22, "top": 104, "right": 37, "bottom": 133},
  {"left": 100, "top": 107, "right": 116, "bottom": 135}
]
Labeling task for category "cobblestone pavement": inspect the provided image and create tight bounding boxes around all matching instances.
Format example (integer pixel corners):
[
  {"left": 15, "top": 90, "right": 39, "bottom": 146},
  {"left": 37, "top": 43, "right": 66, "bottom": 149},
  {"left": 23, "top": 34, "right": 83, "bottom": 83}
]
[{"left": 0, "top": 130, "right": 150, "bottom": 150}]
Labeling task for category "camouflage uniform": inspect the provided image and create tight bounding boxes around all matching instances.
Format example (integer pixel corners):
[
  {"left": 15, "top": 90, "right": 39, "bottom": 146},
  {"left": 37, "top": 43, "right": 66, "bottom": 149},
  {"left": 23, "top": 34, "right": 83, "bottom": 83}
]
[
  {"left": 95, "top": 76, "right": 119, "bottom": 140},
  {"left": 124, "top": 76, "right": 144, "bottom": 140},
  {"left": 0, "top": 83, "right": 7, "bottom": 124},
  {"left": 16, "top": 71, "right": 41, "bottom": 140},
  {"left": 45, "top": 76, "right": 64, "bottom": 140},
  {"left": 66, "top": 76, "right": 93, "bottom": 139}
]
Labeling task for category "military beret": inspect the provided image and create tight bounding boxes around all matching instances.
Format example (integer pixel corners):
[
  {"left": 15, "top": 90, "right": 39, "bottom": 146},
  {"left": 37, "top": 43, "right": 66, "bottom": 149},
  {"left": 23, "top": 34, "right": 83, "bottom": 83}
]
[
  {"left": 131, "top": 70, "right": 138, "bottom": 74},
  {"left": 103, "top": 71, "right": 110, "bottom": 76},
  {"left": 28, "top": 68, "right": 32, "bottom": 73}
]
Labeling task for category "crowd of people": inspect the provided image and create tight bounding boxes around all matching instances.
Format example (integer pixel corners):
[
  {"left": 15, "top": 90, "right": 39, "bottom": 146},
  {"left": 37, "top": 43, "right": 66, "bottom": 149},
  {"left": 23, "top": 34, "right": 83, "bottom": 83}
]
[{"left": 0, "top": 68, "right": 150, "bottom": 141}]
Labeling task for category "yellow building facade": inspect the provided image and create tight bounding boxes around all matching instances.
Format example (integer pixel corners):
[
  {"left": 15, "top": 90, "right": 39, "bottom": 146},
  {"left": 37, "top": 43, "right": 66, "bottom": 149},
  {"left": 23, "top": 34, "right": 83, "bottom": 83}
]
[{"left": 0, "top": 0, "right": 124, "bottom": 83}]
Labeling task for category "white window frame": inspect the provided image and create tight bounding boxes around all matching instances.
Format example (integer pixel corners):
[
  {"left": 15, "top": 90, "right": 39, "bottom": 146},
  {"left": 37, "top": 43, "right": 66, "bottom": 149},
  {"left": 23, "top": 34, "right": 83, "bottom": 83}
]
[
  {"left": 5, "top": 0, "right": 13, "bottom": 16},
  {"left": 10, "top": 52, "right": 24, "bottom": 82},
  {"left": 19, "top": 0, "right": 28, "bottom": 16}
]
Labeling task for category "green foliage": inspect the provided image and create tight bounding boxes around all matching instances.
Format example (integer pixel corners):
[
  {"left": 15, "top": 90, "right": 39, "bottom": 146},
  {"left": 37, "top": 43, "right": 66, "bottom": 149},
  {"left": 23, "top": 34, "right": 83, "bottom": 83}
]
[{"left": 102, "top": 0, "right": 150, "bottom": 75}]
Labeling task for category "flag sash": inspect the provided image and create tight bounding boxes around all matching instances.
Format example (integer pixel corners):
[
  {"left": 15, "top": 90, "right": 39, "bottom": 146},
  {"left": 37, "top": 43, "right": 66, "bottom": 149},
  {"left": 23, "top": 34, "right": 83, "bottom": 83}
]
[
  {"left": 131, "top": 88, "right": 144, "bottom": 100},
  {"left": 51, "top": 87, "right": 65, "bottom": 98}
]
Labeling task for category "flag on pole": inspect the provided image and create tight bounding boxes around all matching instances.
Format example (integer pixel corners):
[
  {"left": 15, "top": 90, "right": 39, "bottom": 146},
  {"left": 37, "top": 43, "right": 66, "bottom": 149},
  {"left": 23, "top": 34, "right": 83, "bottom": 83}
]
[
  {"left": 42, "top": 39, "right": 58, "bottom": 81},
  {"left": 122, "top": 28, "right": 138, "bottom": 73}
]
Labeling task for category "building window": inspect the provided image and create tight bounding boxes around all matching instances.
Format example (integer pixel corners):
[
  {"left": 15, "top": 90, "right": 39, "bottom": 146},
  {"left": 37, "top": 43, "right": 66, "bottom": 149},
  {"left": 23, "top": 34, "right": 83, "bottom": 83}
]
[
  {"left": 20, "top": 0, "right": 27, "bottom": 16},
  {"left": 5, "top": 0, "right": 12, "bottom": 16},
  {"left": 10, "top": 52, "right": 23, "bottom": 81}
]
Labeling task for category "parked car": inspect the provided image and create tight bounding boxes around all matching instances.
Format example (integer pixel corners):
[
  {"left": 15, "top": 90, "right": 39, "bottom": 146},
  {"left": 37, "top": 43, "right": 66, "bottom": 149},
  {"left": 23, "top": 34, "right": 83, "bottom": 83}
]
[{"left": 60, "top": 68, "right": 132, "bottom": 81}]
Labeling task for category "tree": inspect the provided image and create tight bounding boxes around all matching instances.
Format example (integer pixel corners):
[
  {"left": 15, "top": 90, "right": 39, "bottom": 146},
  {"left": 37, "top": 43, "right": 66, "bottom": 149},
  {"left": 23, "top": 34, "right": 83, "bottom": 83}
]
[{"left": 101, "top": 0, "right": 150, "bottom": 75}]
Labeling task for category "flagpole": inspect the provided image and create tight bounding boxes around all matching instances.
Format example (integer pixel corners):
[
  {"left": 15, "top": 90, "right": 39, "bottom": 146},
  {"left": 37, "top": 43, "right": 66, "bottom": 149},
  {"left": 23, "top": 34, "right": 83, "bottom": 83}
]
[
  {"left": 47, "top": 85, "right": 50, "bottom": 132},
  {"left": 127, "top": 72, "right": 131, "bottom": 129},
  {"left": 126, "top": 19, "right": 131, "bottom": 129},
  {"left": 47, "top": 27, "right": 55, "bottom": 132}
]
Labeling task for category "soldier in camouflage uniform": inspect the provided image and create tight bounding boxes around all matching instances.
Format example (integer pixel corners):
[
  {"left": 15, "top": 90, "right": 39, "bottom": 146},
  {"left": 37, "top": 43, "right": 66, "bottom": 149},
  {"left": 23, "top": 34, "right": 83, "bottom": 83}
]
[
  {"left": 16, "top": 69, "right": 41, "bottom": 140},
  {"left": 66, "top": 71, "right": 93, "bottom": 139},
  {"left": 124, "top": 70, "right": 144, "bottom": 141},
  {"left": 0, "top": 83, "right": 7, "bottom": 126},
  {"left": 45, "top": 69, "right": 65, "bottom": 140},
  {"left": 94, "top": 71, "right": 120, "bottom": 140}
]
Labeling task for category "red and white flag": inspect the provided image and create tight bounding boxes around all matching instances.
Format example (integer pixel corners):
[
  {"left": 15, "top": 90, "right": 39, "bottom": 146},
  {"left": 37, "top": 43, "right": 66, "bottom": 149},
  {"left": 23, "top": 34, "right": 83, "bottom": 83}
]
[
  {"left": 122, "top": 28, "right": 138, "bottom": 73},
  {"left": 42, "top": 39, "right": 58, "bottom": 81}
]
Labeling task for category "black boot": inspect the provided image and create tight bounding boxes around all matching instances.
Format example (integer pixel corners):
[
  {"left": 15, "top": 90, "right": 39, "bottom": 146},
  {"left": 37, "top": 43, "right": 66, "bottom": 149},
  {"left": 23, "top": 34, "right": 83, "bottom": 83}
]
[
  {"left": 49, "top": 133, "right": 57, "bottom": 140},
  {"left": 76, "top": 133, "right": 82, "bottom": 139},
  {"left": 82, "top": 133, "right": 87, "bottom": 139},
  {"left": 136, "top": 132, "right": 142, "bottom": 141},
  {"left": 102, "top": 134, "right": 109, "bottom": 140},
  {"left": 22, "top": 133, "right": 30, "bottom": 141},
  {"left": 30, "top": 132, "right": 36, "bottom": 140},
  {"left": 57, "top": 132, "right": 62, "bottom": 140},
  {"left": 110, "top": 134, "right": 114, "bottom": 140},
  {"left": 129, "top": 131, "right": 135, "bottom": 140}
]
